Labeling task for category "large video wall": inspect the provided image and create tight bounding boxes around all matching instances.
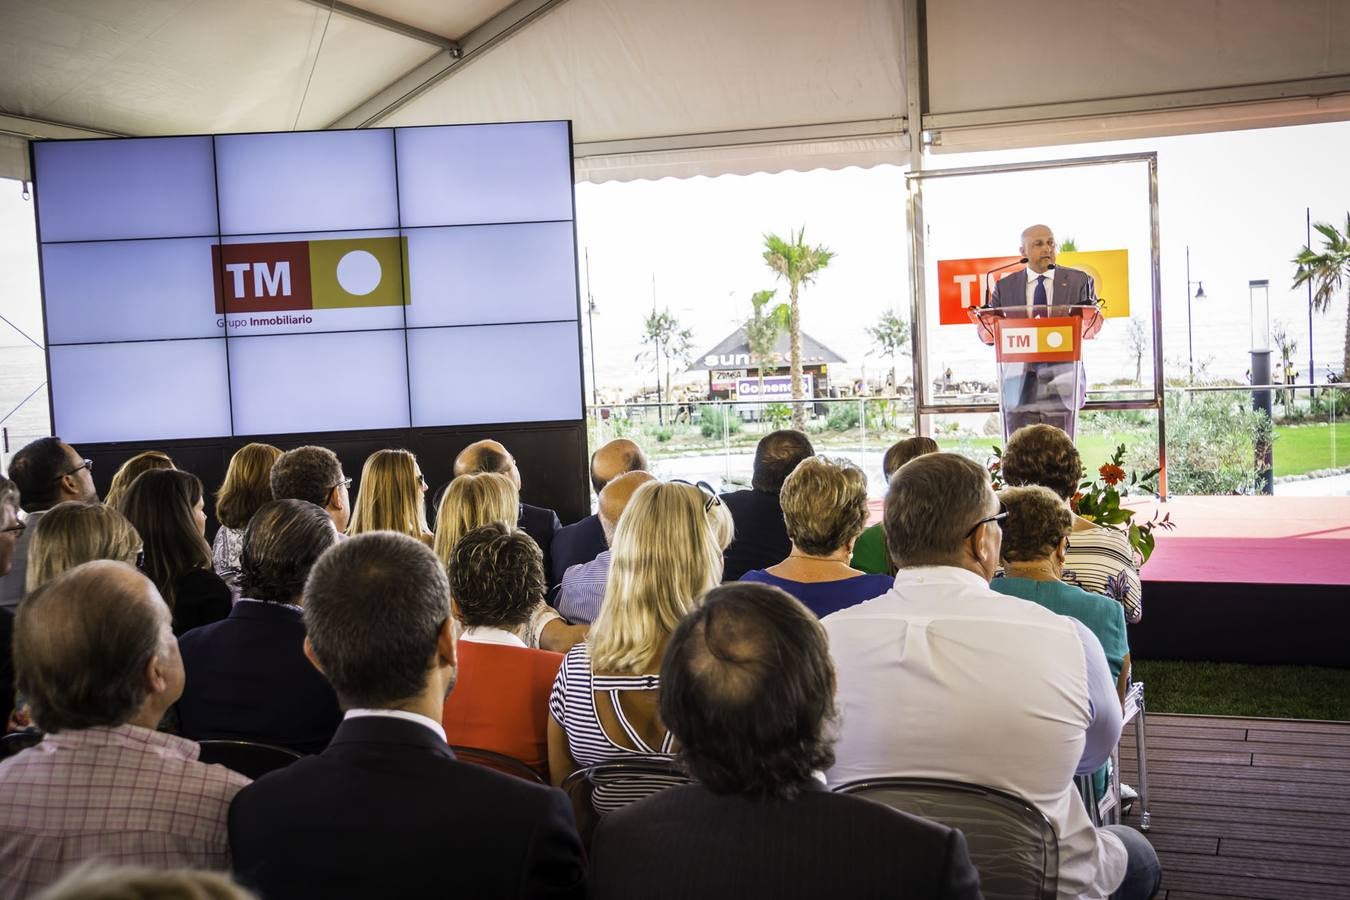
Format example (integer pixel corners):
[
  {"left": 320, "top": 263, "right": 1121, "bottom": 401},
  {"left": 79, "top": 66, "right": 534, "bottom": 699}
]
[{"left": 33, "top": 122, "right": 583, "bottom": 444}]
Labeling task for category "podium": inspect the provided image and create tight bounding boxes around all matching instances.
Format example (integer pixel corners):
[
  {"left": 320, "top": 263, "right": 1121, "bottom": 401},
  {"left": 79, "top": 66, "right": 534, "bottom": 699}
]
[{"left": 969, "top": 304, "right": 1103, "bottom": 441}]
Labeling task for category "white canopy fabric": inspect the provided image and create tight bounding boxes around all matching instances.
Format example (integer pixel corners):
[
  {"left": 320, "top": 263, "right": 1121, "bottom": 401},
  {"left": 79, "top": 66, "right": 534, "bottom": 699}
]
[{"left": 1, "top": 0, "right": 1349, "bottom": 184}]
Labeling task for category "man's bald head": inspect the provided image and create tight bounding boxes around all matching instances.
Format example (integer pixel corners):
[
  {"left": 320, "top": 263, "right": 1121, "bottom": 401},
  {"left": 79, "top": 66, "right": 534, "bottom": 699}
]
[
  {"left": 1020, "top": 224, "right": 1057, "bottom": 274},
  {"left": 14, "top": 560, "right": 173, "bottom": 732},
  {"left": 598, "top": 470, "right": 656, "bottom": 544},
  {"left": 589, "top": 439, "right": 648, "bottom": 495},
  {"left": 454, "top": 440, "right": 520, "bottom": 488}
]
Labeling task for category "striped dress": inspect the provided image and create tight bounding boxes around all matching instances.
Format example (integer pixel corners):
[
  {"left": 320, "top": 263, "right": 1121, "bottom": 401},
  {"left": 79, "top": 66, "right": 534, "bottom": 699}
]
[
  {"left": 549, "top": 643, "right": 681, "bottom": 814},
  {"left": 1064, "top": 525, "right": 1143, "bottom": 624}
]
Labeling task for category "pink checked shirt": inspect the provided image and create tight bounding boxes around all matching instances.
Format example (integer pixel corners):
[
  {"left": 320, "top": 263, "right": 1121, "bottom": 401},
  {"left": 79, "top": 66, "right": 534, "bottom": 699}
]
[{"left": 0, "top": 724, "right": 250, "bottom": 899}]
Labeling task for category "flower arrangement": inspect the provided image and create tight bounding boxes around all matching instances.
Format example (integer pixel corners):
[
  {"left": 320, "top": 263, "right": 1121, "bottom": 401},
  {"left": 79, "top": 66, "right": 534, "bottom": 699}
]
[{"left": 990, "top": 442, "right": 1174, "bottom": 564}]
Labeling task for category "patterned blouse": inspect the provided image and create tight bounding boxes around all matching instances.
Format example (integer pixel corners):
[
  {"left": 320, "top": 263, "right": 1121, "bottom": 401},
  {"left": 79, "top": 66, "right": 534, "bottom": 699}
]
[{"left": 1064, "top": 524, "right": 1143, "bottom": 624}]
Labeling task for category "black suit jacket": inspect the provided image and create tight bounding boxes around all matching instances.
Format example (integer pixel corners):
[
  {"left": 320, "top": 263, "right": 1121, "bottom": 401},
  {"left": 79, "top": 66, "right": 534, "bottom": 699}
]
[
  {"left": 548, "top": 513, "right": 606, "bottom": 587},
  {"left": 229, "top": 716, "right": 585, "bottom": 899},
  {"left": 518, "top": 502, "right": 562, "bottom": 584},
  {"left": 177, "top": 601, "right": 341, "bottom": 755},
  {"left": 590, "top": 783, "right": 982, "bottom": 900},
  {"left": 719, "top": 489, "right": 790, "bottom": 582}
]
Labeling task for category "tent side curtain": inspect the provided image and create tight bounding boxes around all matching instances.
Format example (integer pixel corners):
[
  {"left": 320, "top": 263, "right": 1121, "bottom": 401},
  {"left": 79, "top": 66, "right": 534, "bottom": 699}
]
[
  {"left": 924, "top": 0, "right": 1350, "bottom": 125},
  {"left": 381, "top": 0, "right": 907, "bottom": 165},
  {"left": 0, "top": 135, "right": 29, "bottom": 183}
]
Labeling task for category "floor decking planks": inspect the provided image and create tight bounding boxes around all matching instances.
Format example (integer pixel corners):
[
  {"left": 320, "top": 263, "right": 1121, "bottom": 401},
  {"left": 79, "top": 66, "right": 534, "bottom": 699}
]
[{"left": 1117, "top": 713, "right": 1350, "bottom": 899}]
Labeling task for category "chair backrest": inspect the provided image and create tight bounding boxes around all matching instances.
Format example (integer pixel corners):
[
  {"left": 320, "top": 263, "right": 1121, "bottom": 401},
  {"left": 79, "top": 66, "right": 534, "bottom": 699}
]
[
  {"left": 450, "top": 745, "right": 546, "bottom": 784},
  {"left": 197, "top": 740, "right": 302, "bottom": 779},
  {"left": 1, "top": 730, "right": 42, "bottom": 758},
  {"left": 835, "top": 777, "right": 1058, "bottom": 900},
  {"left": 560, "top": 756, "right": 692, "bottom": 849}
]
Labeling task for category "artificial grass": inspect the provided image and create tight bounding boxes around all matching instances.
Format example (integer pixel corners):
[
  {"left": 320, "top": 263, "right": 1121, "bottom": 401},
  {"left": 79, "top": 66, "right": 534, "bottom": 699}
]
[
  {"left": 1271, "top": 420, "right": 1350, "bottom": 476},
  {"left": 1133, "top": 659, "right": 1350, "bottom": 721}
]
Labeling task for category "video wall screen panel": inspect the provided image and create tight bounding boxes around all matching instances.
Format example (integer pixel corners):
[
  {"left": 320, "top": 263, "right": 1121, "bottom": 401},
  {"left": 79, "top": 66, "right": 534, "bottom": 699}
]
[{"left": 32, "top": 122, "right": 583, "bottom": 445}]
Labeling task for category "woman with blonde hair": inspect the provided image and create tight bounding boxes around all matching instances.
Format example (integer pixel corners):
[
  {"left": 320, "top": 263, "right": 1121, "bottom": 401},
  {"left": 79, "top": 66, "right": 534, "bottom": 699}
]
[
  {"left": 434, "top": 472, "right": 586, "bottom": 653},
  {"left": 742, "top": 456, "right": 892, "bottom": 618},
  {"left": 25, "top": 501, "right": 142, "bottom": 593},
  {"left": 213, "top": 442, "right": 282, "bottom": 591},
  {"left": 349, "top": 449, "right": 433, "bottom": 544},
  {"left": 103, "top": 451, "right": 175, "bottom": 511},
  {"left": 547, "top": 480, "right": 727, "bottom": 802}
]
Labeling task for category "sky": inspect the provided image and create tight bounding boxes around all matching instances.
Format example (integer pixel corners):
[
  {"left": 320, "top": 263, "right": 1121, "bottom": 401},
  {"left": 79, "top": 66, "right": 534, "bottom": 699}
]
[{"left": 4, "top": 116, "right": 1350, "bottom": 436}]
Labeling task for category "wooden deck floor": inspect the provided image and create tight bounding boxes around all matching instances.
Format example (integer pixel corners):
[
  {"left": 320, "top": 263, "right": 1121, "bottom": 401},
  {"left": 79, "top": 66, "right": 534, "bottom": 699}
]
[{"left": 1117, "top": 712, "right": 1350, "bottom": 900}]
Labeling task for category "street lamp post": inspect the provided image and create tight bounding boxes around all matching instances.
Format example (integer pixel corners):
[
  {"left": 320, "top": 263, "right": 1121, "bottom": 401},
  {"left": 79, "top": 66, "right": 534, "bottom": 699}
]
[
  {"left": 1185, "top": 245, "right": 1206, "bottom": 383},
  {"left": 1250, "top": 279, "right": 1274, "bottom": 495}
]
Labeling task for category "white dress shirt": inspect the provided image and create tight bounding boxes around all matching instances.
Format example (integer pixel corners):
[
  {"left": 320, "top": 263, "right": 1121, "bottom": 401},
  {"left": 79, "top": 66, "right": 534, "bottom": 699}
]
[
  {"left": 1024, "top": 266, "right": 1053, "bottom": 312},
  {"left": 823, "top": 565, "right": 1126, "bottom": 900},
  {"left": 344, "top": 708, "right": 446, "bottom": 744},
  {"left": 460, "top": 625, "right": 528, "bottom": 647}
]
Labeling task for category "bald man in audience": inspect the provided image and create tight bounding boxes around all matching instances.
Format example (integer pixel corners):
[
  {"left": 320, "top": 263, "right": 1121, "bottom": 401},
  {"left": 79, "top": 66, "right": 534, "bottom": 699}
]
[
  {"left": 556, "top": 470, "right": 655, "bottom": 624},
  {"left": 450, "top": 440, "right": 562, "bottom": 581},
  {"left": 550, "top": 439, "right": 648, "bottom": 585},
  {"left": 0, "top": 562, "right": 248, "bottom": 896}
]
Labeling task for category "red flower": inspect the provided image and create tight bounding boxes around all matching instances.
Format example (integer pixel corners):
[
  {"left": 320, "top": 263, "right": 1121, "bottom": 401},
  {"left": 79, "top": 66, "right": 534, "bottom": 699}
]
[
  {"left": 1099, "top": 463, "right": 1126, "bottom": 486},
  {"left": 1070, "top": 492, "right": 1084, "bottom": 512}
]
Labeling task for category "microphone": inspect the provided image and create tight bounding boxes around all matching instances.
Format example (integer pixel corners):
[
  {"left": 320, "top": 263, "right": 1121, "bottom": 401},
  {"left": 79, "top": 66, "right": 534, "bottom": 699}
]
[{"left": 982, "top": 257, "right": 1028, "bottom": 307}]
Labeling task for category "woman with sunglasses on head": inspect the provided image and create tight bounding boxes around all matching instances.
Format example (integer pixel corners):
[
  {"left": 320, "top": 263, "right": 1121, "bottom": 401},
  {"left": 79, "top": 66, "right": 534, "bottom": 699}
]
[
  {"left": 121, "top": 469, "right": 230, "bottom": 636},
  {"left": 347, "top": 449, "right": 434, "bottom": 546},
  {"left": 739, "top": 456, "right": 893, "bottom": 618}
]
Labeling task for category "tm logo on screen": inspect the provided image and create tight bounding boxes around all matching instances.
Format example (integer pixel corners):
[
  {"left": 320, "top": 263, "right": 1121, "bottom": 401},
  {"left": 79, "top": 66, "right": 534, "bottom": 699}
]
[{"left": 212, "top": 237, "right": 409, "bottom": 318}]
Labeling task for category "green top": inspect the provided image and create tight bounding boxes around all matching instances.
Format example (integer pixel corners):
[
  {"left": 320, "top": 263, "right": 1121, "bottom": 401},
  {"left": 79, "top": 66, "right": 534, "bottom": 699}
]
[
  {"left": 850, "top": 523, "right": 889, "bottom": 575},
  {"left": 991, "top": 576, "right": 1129, "bottom": 684}
]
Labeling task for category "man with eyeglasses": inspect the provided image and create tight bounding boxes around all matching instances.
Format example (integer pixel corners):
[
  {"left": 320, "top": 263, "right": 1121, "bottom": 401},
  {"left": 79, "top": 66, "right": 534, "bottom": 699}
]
[
  {"left": 823, "top": 453, "right": 1159, "bottom": 900},
  {"left": 0, "top": 437, "right": 99, "bottom": 611},
  {"left": 269, "top": 446, "right": 352, "bottom": 535}
]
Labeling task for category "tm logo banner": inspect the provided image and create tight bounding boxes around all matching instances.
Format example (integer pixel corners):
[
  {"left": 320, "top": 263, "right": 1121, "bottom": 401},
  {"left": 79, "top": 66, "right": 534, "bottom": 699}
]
[{"left": 212, "top": 236, "right": 409, "bottom": 315}]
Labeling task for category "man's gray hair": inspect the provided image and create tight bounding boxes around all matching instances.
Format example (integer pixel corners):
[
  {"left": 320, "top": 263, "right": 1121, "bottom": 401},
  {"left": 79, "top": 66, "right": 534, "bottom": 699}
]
[
  {"left": 14, "top": 561, "right": 166, "bottom": 732},
  {"left": 884, "top": 453, "right": 994, "bottom": 568},
  {"left": 0, "top": 475, "right": 18, "bottom": 513},
  {"left": 303, "top": 532, "right": 450, "bottom": 709}
]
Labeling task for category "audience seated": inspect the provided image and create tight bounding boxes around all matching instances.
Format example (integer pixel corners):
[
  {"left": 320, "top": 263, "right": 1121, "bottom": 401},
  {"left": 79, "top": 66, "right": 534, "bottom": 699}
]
[
  {"left": 228, "top": 532, "right": 585, "bottom": 899},
  {"left": 720, "top": 430, "right": 814, "bottom": 581},
  {"left": 0, "top": 478, "right": 19, "bottom": 728},
  {"left": 212, "top": 443, "right": 282, "bottom": 594},
  {"left": 268, "top": 445, "right": 351, "bottom": 533},
  {"left": 590, "top": 582, "right": 981, "bottom": 900},
  {"left": 122, "top": 470, "right": 231, "bottom": 636},
  {"left": 442, "top": 522, "right": 563, "bottom": 778},
  {"left": 177, "top": 500, "right": 341, "bottom": 755},
  {"left": 24, "top": 501, "right": 141, "bottom": 593},
  {"left": 851, "top": 436, "right": 938, "bottom": 574},
  {"left": 557, "top": 470, "right": 655, "bottom": 625},
  {"left": 823, "top": 452, "right": 1159, "bottom": 900},
  {"left": 0, "top": 437, "right": 98, "bottom": 611},
  {"left": 1001, "top": 424, "right": 1143, "bottom": 623},
  {"left": 0, "top": 561, "right": 249, "bottom": 896},
  {"left": 453, "top": 439, "right": 562, "bottom": 580},
  {"left": 435, "top": 471, "right": 585, "bottom": 653},
  {"left": 103, "top": 450, "right": 176, "bottom": 511},
  {"left": 346, "top": 448, "right": 434, "bottom": 545},
  {"left": 740, "top": 456, "right": 891, "bottom": 617},
  {"left": 548, "top": 481, "right": 725, "bottom": 808},
  {"left": 993, "top": 485, "right": 1130, "bottom": 694},
  {"left": 550, "top": 439, "right": 648, "bottom": 585},
  {"left": 30, "top": 863, "right": 252, "bottom": 900}
]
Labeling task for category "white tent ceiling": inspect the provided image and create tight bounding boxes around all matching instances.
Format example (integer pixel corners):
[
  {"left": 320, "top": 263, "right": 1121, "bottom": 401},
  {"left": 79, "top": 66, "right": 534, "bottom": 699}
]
[{"left": 2, "top": 0, "right": 1349, "bottom": 184}]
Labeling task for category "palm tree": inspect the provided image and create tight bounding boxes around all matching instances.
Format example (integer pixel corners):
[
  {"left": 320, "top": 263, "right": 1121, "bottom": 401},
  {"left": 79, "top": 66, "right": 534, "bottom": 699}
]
[
  {"left": 744, "top": 289, "right": 789, "bottom": 394},
  {"left": 763, "top": 228, "right": 835, "bottom": 428},
  {"left": 865, "top": 309, "right": 910, "bottom": 393},
  {"left": 1292, "top": 214, "right": 1350, "bottom": 380},
  {"left": 636, "top": 309, "right": 695, "bottom": 410}
]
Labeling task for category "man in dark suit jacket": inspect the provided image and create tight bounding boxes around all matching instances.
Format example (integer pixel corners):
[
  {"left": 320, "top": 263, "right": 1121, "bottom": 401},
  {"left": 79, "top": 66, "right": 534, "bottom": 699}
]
[
  {"left": 720, "top": 430, "right": 814, "bottom": 581},
  {"left": 990, "top": 224, "right": 1096, "bottom": 434},
  {"left": 549, "top": 438, "right": 648, "bottom": 586},
  {"left": 451, "top": 439, "right": 563, "bottom": 581},
  {"left": 177, "top": 500, "right": 341, "bottom": 755},
  {"left": 229, "top": 531, "right": 585, "bottom": 899},
  {"left": 589, "top": 582, "right": 981, "bottom": 900}
]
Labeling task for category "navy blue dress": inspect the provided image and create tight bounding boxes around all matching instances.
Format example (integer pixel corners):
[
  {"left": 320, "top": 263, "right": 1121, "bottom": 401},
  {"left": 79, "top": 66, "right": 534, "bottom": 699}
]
[{"left": 738, "top": 570, "right": 894, "bottom": 618}]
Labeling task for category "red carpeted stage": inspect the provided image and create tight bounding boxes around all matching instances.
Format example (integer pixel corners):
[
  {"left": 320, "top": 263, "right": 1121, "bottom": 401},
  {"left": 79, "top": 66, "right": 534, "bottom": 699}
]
[
  {"left": 1127, "top": 495, "right": 1350, "bottom": 667},
  {"left": 866, "top": 495, "right": 1350, "bottom": 667}
]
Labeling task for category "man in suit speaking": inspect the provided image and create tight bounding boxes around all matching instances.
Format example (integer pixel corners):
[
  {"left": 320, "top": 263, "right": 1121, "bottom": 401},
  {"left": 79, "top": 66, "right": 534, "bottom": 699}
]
[{"left": 990, "top": 224, "right": 1095, "bottom": 434}]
